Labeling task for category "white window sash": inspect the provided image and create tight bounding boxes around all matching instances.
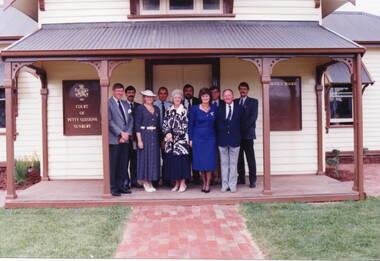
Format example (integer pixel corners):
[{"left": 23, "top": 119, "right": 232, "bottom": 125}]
[{"left": 140, "top": 0, "right": 222, "bottom": 15}]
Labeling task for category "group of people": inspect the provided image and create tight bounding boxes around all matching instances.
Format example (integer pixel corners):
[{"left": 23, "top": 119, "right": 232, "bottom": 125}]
[{"left": 108, "top": 82, "right": 258, "bottom": 196}]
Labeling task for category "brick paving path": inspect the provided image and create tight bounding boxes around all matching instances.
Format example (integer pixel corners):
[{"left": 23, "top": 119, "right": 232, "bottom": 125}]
[
  {"left": 0, "top": 190, "right": 4, "bottom": 208},
  {"left": 364, "top": 164, "right": 380, "bottom": 197},
  {"left": 115, "top": 205, "right": 264, "bottom": 259}
]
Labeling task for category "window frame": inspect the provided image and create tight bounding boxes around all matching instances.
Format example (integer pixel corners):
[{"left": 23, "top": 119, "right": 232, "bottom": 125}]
[
  {"left": 139, "top": 0, "right": 223, "bottom": 15},
  {"left": 324, "top": 84, "right": 354, "bottom": 130},
  {"left": 130, "top": 0, "right": 234, "bottom": 18}
]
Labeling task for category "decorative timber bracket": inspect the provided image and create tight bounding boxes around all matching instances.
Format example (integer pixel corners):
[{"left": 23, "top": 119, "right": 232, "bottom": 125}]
[
  {"left": 240, "top": 57, "right": 291, "bottom": 82},
  {"left": 81, "top": 60, "right": 131, "bottom": 87}
]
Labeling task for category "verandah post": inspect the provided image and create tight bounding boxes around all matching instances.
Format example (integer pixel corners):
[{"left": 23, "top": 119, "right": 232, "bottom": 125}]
[
  {"left": 4, "top": 62, "right": 17, "bottom": 199},
  {"left": 99, "top": 60, "right": 112, "bottom": 197},
  {"left": 353, "top": 54, "right": 365, "bottom": 199}
]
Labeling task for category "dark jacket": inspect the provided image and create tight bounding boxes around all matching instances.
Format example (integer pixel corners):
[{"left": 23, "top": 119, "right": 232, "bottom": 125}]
[
  {"left": 234, "top": 97, "right": 258, "bottom": 140},
  {"left": 182, "top": 97, "right": 200, "bottom": 108},
  {"left": 216, "top": 103, "right": 244, "bottom": 147},
  {"left": 211, "top": 99, "right": 225, "bottom": 108}
]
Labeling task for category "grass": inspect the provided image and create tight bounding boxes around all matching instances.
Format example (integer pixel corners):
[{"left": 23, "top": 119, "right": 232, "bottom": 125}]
[
  {"left": 240, "top": 197, "right": 380, "bottom": 260},
  {"left": 0, "top": 206, "right": 131, "bottom": 258}
]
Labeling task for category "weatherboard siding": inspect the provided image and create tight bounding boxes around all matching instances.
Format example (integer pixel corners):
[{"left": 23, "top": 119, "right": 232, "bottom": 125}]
[
  {"left": 38, "top": 0, "right": 320, "bottom": 24},
  {"left": 0, "top": 70, "right": 42, "bottom": 162}
]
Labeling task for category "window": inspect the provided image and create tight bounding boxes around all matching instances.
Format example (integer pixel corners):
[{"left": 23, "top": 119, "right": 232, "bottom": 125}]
[
  {"left": 139, "top": 0, "right": 223, "bottom": 15},
  {"left": 203, "top": 0, "right": 220, "bottom": 9},
  {"left": 328, "top": 86, "right": 353, "bottom": 126},
  {"left": 169, "top": 0, "right": 194, "bottom": 10},
  {"left": 0, "top": 88, "right": 5, "bottom": 128},
  {"left": 142, "top": 0, "right": 160, "bottom": 10}
]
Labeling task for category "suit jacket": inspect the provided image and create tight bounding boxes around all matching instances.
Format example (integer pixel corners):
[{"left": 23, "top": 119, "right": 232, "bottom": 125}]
[
  {"left": 153, "top": 99, "right": 172, "bottom": 126},
  {"left": 128, "top": 101, "right": 140, "bottom": 135},
  {"left": 182, "top": 97, "right": 200, "bottom": 110},
  {"left": 211, "top": 99, "right": 225, "bottom": 108},
  {"left": 216, "top": 103, "right": 244, "bottom": 147},
  {"left": 234, "top": 97, "right": 258, "bottom": 140},
  {"left": 108, "top": 97, "right": 133, "bottom": 145}
]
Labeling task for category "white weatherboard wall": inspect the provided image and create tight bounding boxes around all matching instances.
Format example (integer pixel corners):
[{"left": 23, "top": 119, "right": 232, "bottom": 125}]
[
  {"left": 39, "top": 0, "right": 320, "bottom": 24},
  {"left": 14, "top": 72, "right": 43, "bottom": 160},
  {"left": 39, "top": 0, "right": 130, "bottom": 24},
  {"left": 234, "top": 0, "right": 321, "bottom": 21},
  {"left": 221, "top": 57, "right": 329, "bottom": 175},
  {"left": 44, "top": 60, "right": 145, "bottom": 179},
  {"left": 0, "top": 70, "right": 42, "bottom": 162},
  {"left": 325, "top": 48, "right": 380, "bottom": 152}
]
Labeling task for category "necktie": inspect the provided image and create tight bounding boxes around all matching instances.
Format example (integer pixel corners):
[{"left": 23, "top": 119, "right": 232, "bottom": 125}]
[
  {"left": 240, "top": 98, "right": 244, "bottom": 105},
  {"left": 187, "top": 98, "right": 191, "bottom": 109},
  {"left": 227, "top": 104, "right": 232, "bottom": 121},
  {"left": 161, "top": 101, "right": 165, "bottom": 120},
  {"left": 118, "top": 100, "right": 127, "bottom": 125},
  {"left": 130, "top": 102, "right": 134, "bottom": 111}
]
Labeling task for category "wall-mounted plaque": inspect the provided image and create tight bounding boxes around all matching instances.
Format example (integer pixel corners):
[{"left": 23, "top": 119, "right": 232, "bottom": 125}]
[
  {"left": 63, "top": 80, "right": 101, "bottom": 136},
  {"left": 269, "top": 77, "right": 302, "bottom": 131}
]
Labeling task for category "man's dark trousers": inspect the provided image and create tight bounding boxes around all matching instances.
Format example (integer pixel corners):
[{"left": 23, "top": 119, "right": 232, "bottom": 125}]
[
  {"left": 238, "top": 139, "right": 256, "bottom": 185},
  {"left": 109, "top": 143, "right": 129, "bottom": 193}
]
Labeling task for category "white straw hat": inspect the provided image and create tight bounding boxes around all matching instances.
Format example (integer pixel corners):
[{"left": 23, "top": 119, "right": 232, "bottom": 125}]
[{"left": 140, "top": 90, "right": 156, "bottom": 97}]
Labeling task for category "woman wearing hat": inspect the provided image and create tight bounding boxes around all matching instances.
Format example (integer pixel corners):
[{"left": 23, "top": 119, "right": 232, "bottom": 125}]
[{"left": 135, "top": 90, "right": 161, "bottom": 192}]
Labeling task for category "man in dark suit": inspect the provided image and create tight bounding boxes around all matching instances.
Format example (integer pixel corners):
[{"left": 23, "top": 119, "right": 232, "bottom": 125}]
[
  {"left": 109, "top": 83, "right": 133, "bottom": 196},
  {"left": 234, "top": 82, "right": 258, "bottom": 188},
  {"left": 124, "top": 85, "right": 142, "bottom": 189},
  {"left": 183, "top": 84, "right": 200, "bottom": 111},
  {"left": 216, "top": 89, "right": 244, "bottom": 192},
  {"left": 182, "top": 83, "right": 201, "bottom": 184},
  {"left": 210, "top": 85, "right": 225, "bottom": 108}
]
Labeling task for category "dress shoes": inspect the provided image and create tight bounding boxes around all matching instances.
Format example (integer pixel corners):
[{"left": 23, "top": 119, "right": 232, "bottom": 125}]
[
  {"left": 119, "top": 188, "right": 132, "bottom": 194},
  {"left": 111, "top": 191, "right": 121, "bottom": 197},
  {"left": 178, "top": 185, "right": 187, "bottom": 193},
  {"left": 131, "top": 183, "right": 143, "bottom": 189},
  {"left": 249, "top": 183, "right": 256, "bottom": 188}
]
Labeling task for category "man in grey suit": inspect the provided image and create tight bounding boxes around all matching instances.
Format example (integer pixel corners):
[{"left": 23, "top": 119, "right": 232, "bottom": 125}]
[{"left": 109, "top": 83, "right": 133, "bottom": 196}]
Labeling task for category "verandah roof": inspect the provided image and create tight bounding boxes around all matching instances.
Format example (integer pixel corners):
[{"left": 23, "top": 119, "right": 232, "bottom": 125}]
[
  {"left": 326, "top": 62, "right": 375, "bottom": 85},
  {"left": 2, "top": 20, "right": 363, "bottom": 56}
]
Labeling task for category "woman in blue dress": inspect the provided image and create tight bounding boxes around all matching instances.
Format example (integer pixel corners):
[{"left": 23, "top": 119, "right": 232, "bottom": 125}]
[
  {"left": 189, "top": 88, "right": 217, "bottom": 193},
  {"left": 135, "top": 90, "right": 161, "bottom": 193}
]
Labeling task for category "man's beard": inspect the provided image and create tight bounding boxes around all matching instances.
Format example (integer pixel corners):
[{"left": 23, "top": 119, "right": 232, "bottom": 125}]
[{"left": 185, "top": 94, "right": 192, "bottom": 99}]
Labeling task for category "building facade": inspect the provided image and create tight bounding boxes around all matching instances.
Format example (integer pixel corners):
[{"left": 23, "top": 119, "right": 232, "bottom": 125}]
[{"left": 0, "top": 0, "right": 369, "bottom": 203}]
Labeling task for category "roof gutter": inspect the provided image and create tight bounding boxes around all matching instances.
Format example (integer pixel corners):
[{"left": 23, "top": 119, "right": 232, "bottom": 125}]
[{"left": 0, "top": 47, "right": 366, "bottom": 59}]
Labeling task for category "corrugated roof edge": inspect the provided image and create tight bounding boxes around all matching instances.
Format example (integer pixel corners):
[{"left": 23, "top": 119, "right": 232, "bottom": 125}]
[
  {"left": 319, "top": 23, "right": 364, "bottom": 49},
  {"left": 2, "top": 20, "right": 365, "bottom": 58},
  {"left": 330, "top": 11, "right": 380, "bottom": 19},
  {"left": 2, "top": 24, "right": 42, "bottom": 52}
]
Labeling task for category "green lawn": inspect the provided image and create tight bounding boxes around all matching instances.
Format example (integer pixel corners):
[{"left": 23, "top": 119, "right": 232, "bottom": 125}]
[
  {"left": 240, "top": 197, "right": 380, "bottom": 260},
  {"left": 0, "top": 206, "right": 131, "bottom": 258}
]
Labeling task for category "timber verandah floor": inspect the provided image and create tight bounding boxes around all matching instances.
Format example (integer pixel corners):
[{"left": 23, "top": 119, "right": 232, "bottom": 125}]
[{"left": 4, "top": 175, "right": 360, "bottom": 208}]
